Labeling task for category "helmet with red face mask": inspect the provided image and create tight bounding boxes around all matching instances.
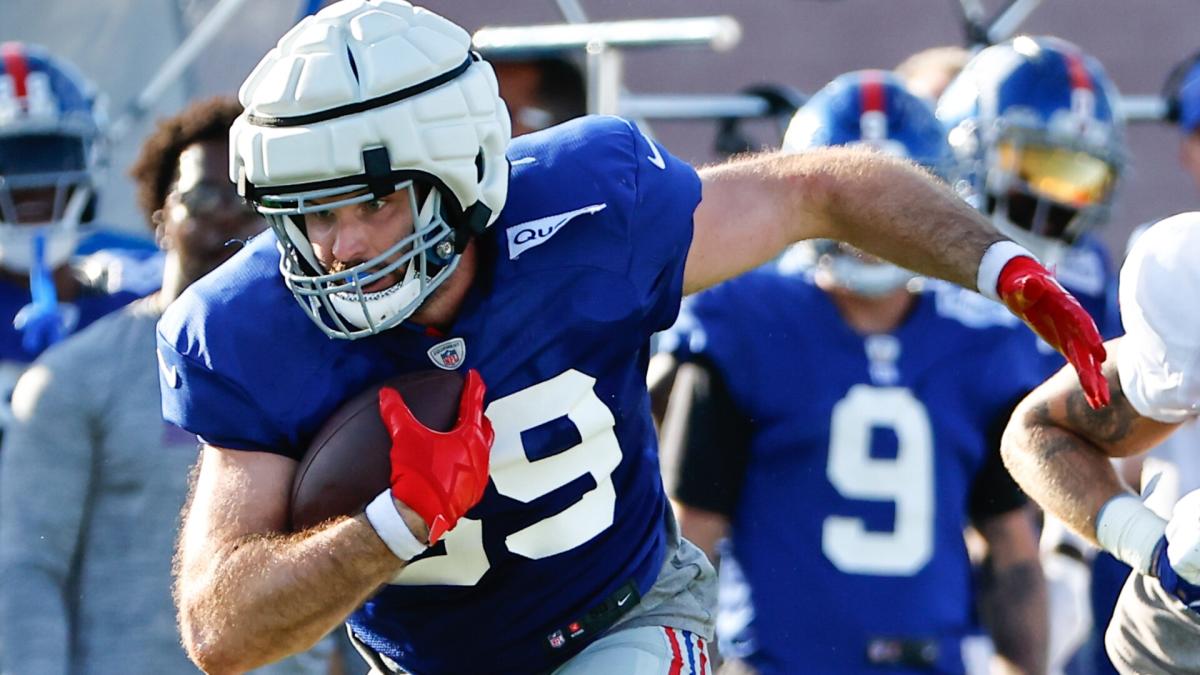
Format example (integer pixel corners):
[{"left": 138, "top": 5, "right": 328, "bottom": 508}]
[
  {"left": 0, "top": 42, "right": 107, "bottom": 272},
  {"left": 231, "top": 0, "right": 511, "bottom": 339}
]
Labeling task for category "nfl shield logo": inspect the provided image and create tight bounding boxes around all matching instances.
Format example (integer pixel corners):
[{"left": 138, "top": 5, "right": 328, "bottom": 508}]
[
  {"left": 548, "top": 630, "right": 566, "bottom": 649},
  {"left": 427, "top": 337, "right": 466, "bottom": 370}
]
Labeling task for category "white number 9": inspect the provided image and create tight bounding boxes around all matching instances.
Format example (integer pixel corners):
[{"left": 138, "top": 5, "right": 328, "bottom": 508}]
[
  {"left": 822, "top": 385, "right": 935, "bottom": 576},
  {"left": 392, "top": 369, "right": 622, "bottom": 585}
]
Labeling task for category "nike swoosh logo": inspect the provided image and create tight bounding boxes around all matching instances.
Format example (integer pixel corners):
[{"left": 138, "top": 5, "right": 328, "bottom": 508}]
[
  {"left": 511, "top": 157, "right": 538, "bottom": 166},
  {"left": 507, "top": 203, "right": 607, "bottom": 259},
  {"left": 157, "top": 348, "right": 180, "bottom": 389},
  {"left": 616, "top": 593, "right": 632, "bottom": 606},
  {"left": 641, "top": 130, "right": 666, "bottom": 170}
]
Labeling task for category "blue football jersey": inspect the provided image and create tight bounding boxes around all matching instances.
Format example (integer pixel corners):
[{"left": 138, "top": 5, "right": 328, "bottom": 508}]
[
  {"left": 157, "top": 116, "right": 700, "bottom": 674},
  {"left": 664, "top": 270, "right": 1045, "bottom": 675}
]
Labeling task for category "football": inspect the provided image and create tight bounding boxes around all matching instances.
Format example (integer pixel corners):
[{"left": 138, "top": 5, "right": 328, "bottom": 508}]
[{"left": 289, "top": 369, "right": 466, "bottom": 531}]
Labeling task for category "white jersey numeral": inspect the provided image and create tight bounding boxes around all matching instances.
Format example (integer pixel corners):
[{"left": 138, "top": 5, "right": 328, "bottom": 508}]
[
  {"left": 391, "top": 369, "right": 622, "bottom": 586},
  {"left": 821, "top": 385, "right": 935, "bottom": 576}
]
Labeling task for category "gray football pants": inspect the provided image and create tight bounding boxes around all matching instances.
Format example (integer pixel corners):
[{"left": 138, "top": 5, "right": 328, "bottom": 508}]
[{"left": 1106, "top": 572, "right": 1200, "bottom": 674}]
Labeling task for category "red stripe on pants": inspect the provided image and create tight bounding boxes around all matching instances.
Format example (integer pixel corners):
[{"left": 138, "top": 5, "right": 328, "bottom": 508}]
[{"left": 665, "top": 627, "right": 684, "bottom": 675}]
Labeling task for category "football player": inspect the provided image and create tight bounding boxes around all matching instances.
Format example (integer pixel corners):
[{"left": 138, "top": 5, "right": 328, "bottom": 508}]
[
  {"left": 0, "top": 42, "right": 153, "bottom": 428},
  {"left": 937, "top": 35, "right": 1127, "bottom": 374},
  {"left": 157, "top": 2, "right": 1107, "bottom": 673},
  {"left": 658, "top": 71, "right": 1048, "bottom": 675},
  {"left": 1165, "top": 51, "right": 1200, "bottom": 193},
  {"left": 0, "top": 97, "right": 326, "bottom": 674},
  {"left": 487, "top": 51, "right": 585, "bottom": 138},
  {"left": 938, "top": 38, "right": 1130, "bottom": 672},
  {"left": 1002, "top": 212, "right": 1200, "bottom": 674}
]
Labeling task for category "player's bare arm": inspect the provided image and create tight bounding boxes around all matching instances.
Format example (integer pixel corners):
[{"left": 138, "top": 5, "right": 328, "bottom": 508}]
[
  {"left": 1001, "top": 337, "right": 1180, "bottom": 544},
  {"left": 976, "top": 508, "right": 1048, "bottom": 675},
  {"left": 688, "top": 147, "right": 1000, "bottom": 294},
  {"left": 174, "top": 445, "right": 415, "bottom": 673},
  {"left": 690, "top": 148, "right": 1110, "bottom": 407}
]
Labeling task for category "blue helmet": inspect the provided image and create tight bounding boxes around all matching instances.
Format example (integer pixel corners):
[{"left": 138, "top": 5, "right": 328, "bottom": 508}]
[
  {"left": 937, "top": 36, "right": 1125, "bottom": 260},
  {"left": 0, "top": 42, "right": 107, "bottom": 271},
  {"left": 781, "top": 69, "right": 955, "bottom": 296},
  {"left": 785, "top": 69, "right": 957, "bottom": 179}
]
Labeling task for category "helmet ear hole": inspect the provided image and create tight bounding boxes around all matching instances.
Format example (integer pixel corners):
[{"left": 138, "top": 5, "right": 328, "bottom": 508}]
[
  {"left": 82, "top": 193, "right": 98, "bottom": 223},
  {"left": 346, "top": 46, "right": 360, "bottom": 83}
]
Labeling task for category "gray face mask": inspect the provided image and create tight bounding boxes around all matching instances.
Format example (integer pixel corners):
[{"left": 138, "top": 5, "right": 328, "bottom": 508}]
[{"left": 262, "top": 180, "right": 460, "bottom": 340}]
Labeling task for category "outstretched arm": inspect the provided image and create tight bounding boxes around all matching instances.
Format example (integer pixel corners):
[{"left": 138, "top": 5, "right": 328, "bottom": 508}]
[
  {"left": 687, "top": 147, "right": 999, "bottom": 294},
  {"left": 689, "top": 147, "right": 1108, "bottom": 407}
]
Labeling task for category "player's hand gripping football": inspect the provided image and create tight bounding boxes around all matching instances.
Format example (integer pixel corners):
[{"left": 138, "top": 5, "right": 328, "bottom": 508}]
[
  {"left": 996, "top": 256, "right": 1109, "bottom": 408},
  {"left": 378, "top": 369, "right": 494, "bottom": 545},
  {"left": 1150, "top": 490, "right": 1200, "bottom": 613}
]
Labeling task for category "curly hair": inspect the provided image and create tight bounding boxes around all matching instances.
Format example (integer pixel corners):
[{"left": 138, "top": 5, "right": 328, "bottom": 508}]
[{"left": 128, "top": 96, "right": 243, "bottom": 227}]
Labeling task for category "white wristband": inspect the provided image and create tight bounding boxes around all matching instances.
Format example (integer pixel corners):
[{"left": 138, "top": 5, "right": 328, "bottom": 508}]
[
  {"left": 365, "top": 490, "right": 428, "bottom": 562},
  {"left": 1096, "top": 494, "right": 1166, "bottom": 575},
  {"left": 977, "top": 241, "right": 1037, "bottom": 302}
]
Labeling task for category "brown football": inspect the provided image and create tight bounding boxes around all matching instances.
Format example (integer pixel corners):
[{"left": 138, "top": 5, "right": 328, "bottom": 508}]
[{"left": 289, "top": 369, "right": 465, "bottom": 531}]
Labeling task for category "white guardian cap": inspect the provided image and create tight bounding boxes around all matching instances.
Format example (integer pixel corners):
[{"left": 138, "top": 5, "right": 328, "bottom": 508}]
[{"left": 230, "top": 0, "right": 511, "bottom": 338}]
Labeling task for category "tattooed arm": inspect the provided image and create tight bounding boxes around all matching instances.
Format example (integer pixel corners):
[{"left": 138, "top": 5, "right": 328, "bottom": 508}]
[{"left": 1001, "top": 337, "right": 1181, "bottom": 543}]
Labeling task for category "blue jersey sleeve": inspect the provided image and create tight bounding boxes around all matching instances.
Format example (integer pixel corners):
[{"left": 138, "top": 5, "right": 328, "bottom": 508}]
[
  {"left": 658, "top": 280, "right": 753, "bottom": 397},
  {"left": 501, "top": 116, "right": 698, "bottom": 335},
  {"left": 157, "top": 331, "right": 285, "bottom": 452},
  {"left": 619, "top": 120, "right": 700, "bottom": 332}
]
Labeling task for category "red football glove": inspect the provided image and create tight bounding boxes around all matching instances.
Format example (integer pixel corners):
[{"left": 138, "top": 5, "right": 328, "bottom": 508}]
[
  {"left": 996, "top": 256, "right": 1110, "bottom": 409},
  {"left": 378, "top": 369, "right": 494, "bottom": 545}
]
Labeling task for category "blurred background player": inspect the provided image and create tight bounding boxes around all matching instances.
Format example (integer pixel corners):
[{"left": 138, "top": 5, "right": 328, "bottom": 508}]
[
  {"left": 938, "top": 41, "right": 1129, "bottom": 673},
  {"left": 895, "top": 45, "right": 972, "bottom": 102},
  {"left": 657, "top": 71, "right": 1049, "bottom": 675},
  {"left": 1165, "top": 51, "right": 1200, "bottom": 193},
  {"left": 0, "top": 42, "right": 159, "bottom": 432},
  {"left": 1001, "top": 211, "right": 1200, "bottom": 675},
  {"left": 484, "top": 49, "right": 586, "bottom": 138},
  {"left": 936, "top": 35, "right": 1125, "bottom": 358},
  {"left": 0, "top": 96, "right": 332, "bottom": 674}
]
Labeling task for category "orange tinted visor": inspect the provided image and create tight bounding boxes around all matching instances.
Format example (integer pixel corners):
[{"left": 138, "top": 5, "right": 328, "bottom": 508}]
[{"left": 996, "top": 141, "right": 1116, "bottom": 207}]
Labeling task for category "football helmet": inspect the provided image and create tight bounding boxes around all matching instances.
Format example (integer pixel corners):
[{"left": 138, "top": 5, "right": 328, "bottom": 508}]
[
  {"left": 0, "top": 42, "right": 107, "bottom": 272},
  {"left": 937, "top": 36, "right": 1126, "bottom": 262},
  {"left": 782, "top": 69, "right": 955, "bottom": 296},
  {"left": 231, "top": 0, "right": 511, "bottom": 339}
]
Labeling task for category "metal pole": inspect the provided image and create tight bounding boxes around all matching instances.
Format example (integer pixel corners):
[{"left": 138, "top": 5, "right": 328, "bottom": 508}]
[
  {"left": 586, "top": 42, "right": 623, "bottom": 116},
  {"left": 553, "top": 0, "right": 589, "bottom": 24},
  {"left": 618, "top": 94, "right": 775, "bottom": 121},
  {"left": 472, "top": 17, "right": 742, "bottom": 54},
  {"left": 987, "top": 0, "right": 1043, "bottom": 44},
  {"left": 1120, "top": 95, "right": 1170, "bottom": 123},
  {"left": 110, "top": 0, "right": 252, "bottom": 141}
]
